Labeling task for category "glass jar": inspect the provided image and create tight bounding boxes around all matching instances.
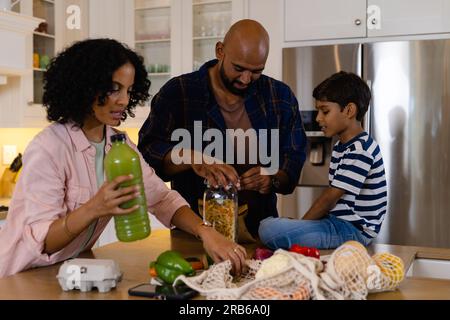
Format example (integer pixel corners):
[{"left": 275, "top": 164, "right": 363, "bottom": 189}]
[{"left": 202, "top": 183, "right": 238, "bottom": 242}]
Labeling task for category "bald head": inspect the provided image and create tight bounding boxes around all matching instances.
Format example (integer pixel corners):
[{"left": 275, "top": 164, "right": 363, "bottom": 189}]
[
  {"left": 222, "top": 19, "right": 270, "bottom": 63},
  {"left": 213, "top": 20, "right": 269, "bottom": 96}
]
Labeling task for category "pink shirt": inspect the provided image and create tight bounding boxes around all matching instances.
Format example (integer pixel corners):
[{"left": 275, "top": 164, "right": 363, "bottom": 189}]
[{"left": 0, "top": 123, "right": 188, "bottom": 278}]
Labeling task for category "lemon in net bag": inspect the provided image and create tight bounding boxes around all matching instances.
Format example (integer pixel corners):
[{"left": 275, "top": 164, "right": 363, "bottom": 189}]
[
  {"left": 367, "top": 252, "right": 405, "bottom": 292},
  {"left": 321, "top": 241, "right": 405, "bottom": 299}
]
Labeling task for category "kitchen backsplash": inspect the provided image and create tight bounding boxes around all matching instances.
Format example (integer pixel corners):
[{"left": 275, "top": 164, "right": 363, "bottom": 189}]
[{"left": 0, "top": 127, "right": 140, "bottom": 177}]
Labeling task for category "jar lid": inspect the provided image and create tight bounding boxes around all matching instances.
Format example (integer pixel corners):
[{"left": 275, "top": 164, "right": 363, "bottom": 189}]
[{"left": 203, "top": 180, "right": 234, "bottom": 190}]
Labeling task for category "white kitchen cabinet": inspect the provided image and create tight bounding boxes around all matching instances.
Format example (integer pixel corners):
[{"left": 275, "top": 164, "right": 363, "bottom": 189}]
[
  {"left": 139, "top": 0, "right": 246, "bottom": 77},
  {"left": 89, "top": 0, "right": 157, "bottom": 128},
  {"left": 89, "top": 0, "right": 147, "bottom": 128},
  {"left": 90, "top": 0, "right": 242, "bottom": 128},
  {"left": 284, "top": 0, "right": 367, "bottom": 42},
  {"left": 116, "top": 0, "right": 247, "bottom": 128},
  {"left": 0, "top": 0, "right": 56, "bottom": 127},
  {"left": 134, "top": 0, "right": 172, "bottom": 109},
  {"left": 246, "top": 0, "right": 283, "bottom": 79},
  {"left": 185, "top": 0, "right": 246, "bottom": 73},
  {"left": 142, "top": 0, "right": 246, "bottom": 77},
  {"left": 24, "top": 0, "right": 89, "bottom": 127},
  {"left": 285, "top": 0, "right": 450, "bottom": 43},
  {"left": 0, "top": 10, "right": 42, "bottom": 127},
  {"left": 0, "top": 0, "right": 89, "bottom": 127},
  {"left": 30, "top": 0, "right": 55, "bottom": 106},
  {"left": 192, "top": 0, "right": 233, "bottom": 71},
  {"left": 367, "top": 0, "right": 450, "bottom": 37}
]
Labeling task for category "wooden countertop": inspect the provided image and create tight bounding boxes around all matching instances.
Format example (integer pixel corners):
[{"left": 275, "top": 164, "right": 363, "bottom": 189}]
[
  {"left": 0, "top": 198, "right": 10, "bottom": 206},
  {"left": 1, "top": 229, "right": 450, "bottom": 300}
]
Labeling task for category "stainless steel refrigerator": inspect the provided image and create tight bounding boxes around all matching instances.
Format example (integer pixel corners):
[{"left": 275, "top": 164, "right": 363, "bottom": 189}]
[{"left": 282, "top": 39, "right": 450, "bottom": 248}]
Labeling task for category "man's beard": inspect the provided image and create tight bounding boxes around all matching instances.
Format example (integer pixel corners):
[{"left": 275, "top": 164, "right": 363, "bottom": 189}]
[{"left": 219, "top": 63, "right": 253, "bottom": 97}]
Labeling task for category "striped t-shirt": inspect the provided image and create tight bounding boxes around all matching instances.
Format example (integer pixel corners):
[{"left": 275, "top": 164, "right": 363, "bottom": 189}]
[{"left": 329, "top": 132, "right": 387, "bottom": 238}]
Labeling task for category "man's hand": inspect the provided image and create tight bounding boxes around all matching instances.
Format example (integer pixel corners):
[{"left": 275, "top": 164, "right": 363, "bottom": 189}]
[
  {"left": 163, "top": 149, "right": 240, "bottom": 188},
  {"left": 191, "top": 163, "right": 240, "bottom": 189},
  {"left": 239, "top": 166, "right": 272, "bottom": 194}
]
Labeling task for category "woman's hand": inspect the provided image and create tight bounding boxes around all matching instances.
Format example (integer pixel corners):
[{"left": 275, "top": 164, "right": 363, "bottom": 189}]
[
  {"left": 171, "top": 206, "right": 247, "bottom": 275},
  {"left": 198, "top": 226, "right": 247, "bottom": 275},
  {"left": 87, "top": 174, "right": 141, "bottom": 219}
]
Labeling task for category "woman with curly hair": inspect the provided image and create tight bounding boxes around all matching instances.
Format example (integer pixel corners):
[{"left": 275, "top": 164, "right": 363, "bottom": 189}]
[{"left": 0, "top": 39, "right": 246, "bottom": 278}]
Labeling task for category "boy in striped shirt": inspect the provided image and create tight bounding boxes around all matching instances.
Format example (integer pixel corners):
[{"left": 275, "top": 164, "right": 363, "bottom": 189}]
[{"left": 258, "top": 71, "right": 387, "bottom": 249}]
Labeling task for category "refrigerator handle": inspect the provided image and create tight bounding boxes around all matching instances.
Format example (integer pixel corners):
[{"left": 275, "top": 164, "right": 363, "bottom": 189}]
[{"left": 364, "top": 79, "right": 372, "bottom": 133}]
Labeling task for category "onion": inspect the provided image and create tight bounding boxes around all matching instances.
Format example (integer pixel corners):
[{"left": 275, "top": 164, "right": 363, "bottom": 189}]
[{"left": 254, "top": 247, "right": 274, "bottom": 260}]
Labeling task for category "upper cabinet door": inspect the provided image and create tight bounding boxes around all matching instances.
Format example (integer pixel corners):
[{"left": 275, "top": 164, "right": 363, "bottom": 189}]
[
  {"left": 55, "top": 0, "right": 89, "bottom": 51},
  {"left": 179, "top": 0, "right": 246, "bottom": 74},
  {"left": 284, "top": 0, "right": 367, "bottom": 42},
  {"left": 30, "top": 0, "right": 56, "bottom": 105},
  {"left": 192, "top": 0, "right": 233, "bottom": 71},
  {"left": 134, "top": 0, "right": 172, "bottom": 97},
  {"left": 368, "top": 0, "right": 450, "bottom": 37}
]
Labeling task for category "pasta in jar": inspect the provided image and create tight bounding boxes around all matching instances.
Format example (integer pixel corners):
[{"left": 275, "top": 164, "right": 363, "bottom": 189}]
[{"left": 203, "top": 184, "right": 238, "bottom": 242}]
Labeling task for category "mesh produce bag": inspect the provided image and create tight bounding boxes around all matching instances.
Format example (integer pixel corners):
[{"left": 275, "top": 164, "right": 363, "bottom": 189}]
[
  {"left": 367, "top": 252, "right": 405, "bottom": 292},
  {"left": 320, "top": 241, "right": 406, "bottom": 299},
  {"left": 175, "top": 242, "right": 405, "bottom": 300},
  {"left": 320, "top": 241, "right": 375, "bottom": 300},
  {"left": 174, "top": 250, "right": 328, "bottom": 300}
]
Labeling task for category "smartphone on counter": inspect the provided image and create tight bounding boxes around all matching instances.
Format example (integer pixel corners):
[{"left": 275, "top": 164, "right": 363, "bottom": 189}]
[{"left": 128, "top": 283, "right": 199, "bottom": 300}]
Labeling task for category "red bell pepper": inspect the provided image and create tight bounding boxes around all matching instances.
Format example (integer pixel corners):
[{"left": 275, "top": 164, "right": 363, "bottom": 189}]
[{"left": 289, "top": 244, "right": 320, "bottom": 259}]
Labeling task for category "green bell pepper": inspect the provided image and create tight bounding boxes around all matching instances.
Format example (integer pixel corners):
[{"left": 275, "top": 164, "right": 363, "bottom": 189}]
[{"left": 152, "top": 250, "right": 195, "bottom": 284}]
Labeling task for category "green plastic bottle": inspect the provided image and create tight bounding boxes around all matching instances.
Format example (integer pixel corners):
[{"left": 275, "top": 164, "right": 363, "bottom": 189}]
[{"left": 104, "top": 133, "right": 151, "bottom": 242}]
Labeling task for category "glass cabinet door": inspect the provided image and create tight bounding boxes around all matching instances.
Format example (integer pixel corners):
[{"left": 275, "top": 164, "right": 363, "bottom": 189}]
[
  {"left": 134, "top": 0, "right": 171, "bottom": 98},
  {"left": 11, "top": 1, "right": 21, "bottom": 13},
  {"left": 192, "top": 0, "right": 232, "bottom": 70},
  {"left": 32, "top": 0, "right": 55, "bottom": 104}
]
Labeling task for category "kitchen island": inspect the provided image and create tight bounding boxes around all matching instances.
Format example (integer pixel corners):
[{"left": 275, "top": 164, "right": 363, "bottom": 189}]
[{"left": 0, "top": 229, "right": 449, "bottom": 300}]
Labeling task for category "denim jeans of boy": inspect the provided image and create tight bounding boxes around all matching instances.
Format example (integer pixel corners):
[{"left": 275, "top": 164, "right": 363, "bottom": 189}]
[{"left": 258, "top": 214, "right": 373, "bottom": 250}]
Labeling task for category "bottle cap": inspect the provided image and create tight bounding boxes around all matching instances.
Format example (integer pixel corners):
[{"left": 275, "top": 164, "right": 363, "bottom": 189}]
[{"left": 110, "top": 133, "right": 126, "bottom": 143}]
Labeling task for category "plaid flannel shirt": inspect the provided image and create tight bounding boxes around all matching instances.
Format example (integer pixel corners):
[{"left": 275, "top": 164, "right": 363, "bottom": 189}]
[{"left": 138, "top": 59, "right": 306, "bottom": 235}]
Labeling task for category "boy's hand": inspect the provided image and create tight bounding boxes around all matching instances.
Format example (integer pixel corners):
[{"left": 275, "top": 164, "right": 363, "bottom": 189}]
[{"left": 302, "top": 186, "right": 345, "bottom": 220}]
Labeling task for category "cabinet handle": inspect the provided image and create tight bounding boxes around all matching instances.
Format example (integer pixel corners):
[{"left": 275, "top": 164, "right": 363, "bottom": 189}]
[
  {"left": 371, "top": 18, "right": 377, "bottom": 25},
  {"left": 354, "top": 19, "right": 362, "bottom": 26}
]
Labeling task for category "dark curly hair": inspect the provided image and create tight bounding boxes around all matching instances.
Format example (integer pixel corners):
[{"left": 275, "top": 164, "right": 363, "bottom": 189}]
[
  {"left": 313, "top": 71, "right": 371, "bottom": 121},
  {"left": 43, "top": 38, "right": 151, "bottom": 127}
]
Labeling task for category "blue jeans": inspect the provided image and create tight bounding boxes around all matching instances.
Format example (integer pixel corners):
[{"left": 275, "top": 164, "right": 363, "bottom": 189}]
[{"left": 258, "top": 215, "right": 373, "bottom": 250}]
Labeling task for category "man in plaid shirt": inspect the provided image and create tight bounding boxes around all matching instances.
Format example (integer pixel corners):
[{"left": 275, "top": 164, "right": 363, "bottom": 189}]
[{"left": 138, "top": 20, "right": 306, "bottom": 239}]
